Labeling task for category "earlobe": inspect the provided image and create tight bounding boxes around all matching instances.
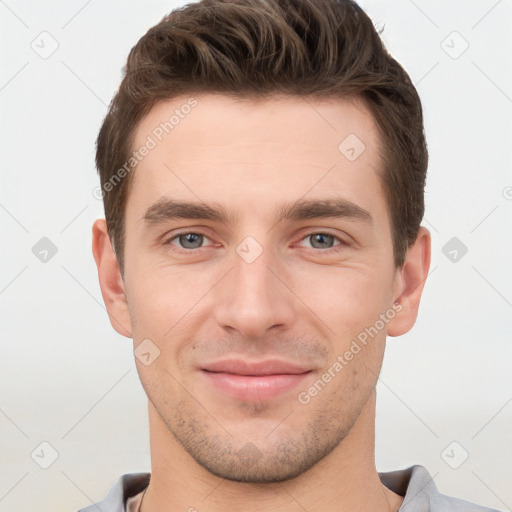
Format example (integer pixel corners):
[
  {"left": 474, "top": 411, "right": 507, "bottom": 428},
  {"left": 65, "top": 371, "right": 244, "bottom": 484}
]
[
  {"left": 387, "top": 226, "right": 431, "bottom": 337},
  {"left": 91, "top": 219, "right": 133, "bottom": 338}
]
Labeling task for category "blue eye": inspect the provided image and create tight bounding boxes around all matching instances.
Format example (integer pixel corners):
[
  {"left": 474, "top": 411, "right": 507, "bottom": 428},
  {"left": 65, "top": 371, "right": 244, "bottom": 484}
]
[
  {"left": 168, "top": 232, "right": 211, "bottom": 250},
  {"left": 299, "top": 232, "right": 344, "bottom": 250},
  {"left": 306, "top": 233, "right": 337, "bottom": 249}
]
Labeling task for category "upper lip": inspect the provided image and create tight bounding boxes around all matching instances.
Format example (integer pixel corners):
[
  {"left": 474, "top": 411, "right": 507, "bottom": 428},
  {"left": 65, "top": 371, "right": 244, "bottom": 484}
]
[{"left": 201, "top": 359, "right": 311, "bottom": 376}]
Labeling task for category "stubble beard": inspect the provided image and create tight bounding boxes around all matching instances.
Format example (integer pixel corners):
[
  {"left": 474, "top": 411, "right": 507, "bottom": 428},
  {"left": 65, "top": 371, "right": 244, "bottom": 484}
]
[{"left": 154, "top": 388, "right": 368, "bottom": 483}]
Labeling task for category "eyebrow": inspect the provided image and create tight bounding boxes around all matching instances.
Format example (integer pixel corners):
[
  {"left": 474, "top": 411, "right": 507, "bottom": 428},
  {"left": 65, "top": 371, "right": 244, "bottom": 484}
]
[{"left": 141, "top": 197, "right": 372, "bottom": 226}]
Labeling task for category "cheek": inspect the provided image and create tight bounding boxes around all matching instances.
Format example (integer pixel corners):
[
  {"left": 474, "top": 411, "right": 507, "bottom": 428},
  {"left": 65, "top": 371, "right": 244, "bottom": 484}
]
[
  {"left": 291, "top": 265, "right": 392, "bottom": 342},
  {"left": 125, "top": 264, "right": 212, "bottom": 357},
  {"left": 128, "top": 259, "right": 196, "bottom": 314}
]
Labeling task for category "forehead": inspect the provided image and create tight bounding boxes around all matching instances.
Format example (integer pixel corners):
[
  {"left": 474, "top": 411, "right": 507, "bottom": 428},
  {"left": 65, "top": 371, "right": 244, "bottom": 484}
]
[
  {"left": 127, "top": 93, "right": 385, "bottom": 223},
  {"left": 132, "top": 93, "right": 379, "bottom": 157}
]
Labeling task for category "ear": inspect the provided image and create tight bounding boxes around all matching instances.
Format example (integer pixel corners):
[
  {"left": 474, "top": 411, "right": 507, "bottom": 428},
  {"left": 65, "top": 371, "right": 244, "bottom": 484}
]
[
  {"left": 387, "top": 226, "right": 431, "bottom": 337},
  {"left": 91, "top": 218, "right": 132, "bottom": 338}
]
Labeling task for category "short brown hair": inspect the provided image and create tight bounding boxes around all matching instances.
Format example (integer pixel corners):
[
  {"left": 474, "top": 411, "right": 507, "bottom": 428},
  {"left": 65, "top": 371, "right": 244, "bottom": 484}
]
[{"left": 96, "top": 0, "right": 428, "bottom": 275}]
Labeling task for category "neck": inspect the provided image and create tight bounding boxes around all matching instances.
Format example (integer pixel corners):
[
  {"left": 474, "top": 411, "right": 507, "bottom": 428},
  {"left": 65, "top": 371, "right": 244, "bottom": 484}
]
[{"left": 142, "top": 391, "right": 402, "bottom": 512}]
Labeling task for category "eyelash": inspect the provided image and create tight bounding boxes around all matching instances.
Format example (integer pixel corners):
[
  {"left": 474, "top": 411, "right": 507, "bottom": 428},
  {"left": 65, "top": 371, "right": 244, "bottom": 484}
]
[{"left": 163, "top": 230, "right": 348, "bottom": 253}]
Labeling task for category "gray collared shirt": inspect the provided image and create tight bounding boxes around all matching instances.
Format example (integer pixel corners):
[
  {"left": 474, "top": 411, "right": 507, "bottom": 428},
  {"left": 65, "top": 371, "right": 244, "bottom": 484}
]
[{"left": 76, "top": 465, "right": 502, "bottom": 511}]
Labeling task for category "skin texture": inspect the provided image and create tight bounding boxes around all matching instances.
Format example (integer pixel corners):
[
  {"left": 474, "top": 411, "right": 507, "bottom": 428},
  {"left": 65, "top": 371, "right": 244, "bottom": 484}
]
[{"left": 92, "top": 93, "right": 431, "bottom": 511}]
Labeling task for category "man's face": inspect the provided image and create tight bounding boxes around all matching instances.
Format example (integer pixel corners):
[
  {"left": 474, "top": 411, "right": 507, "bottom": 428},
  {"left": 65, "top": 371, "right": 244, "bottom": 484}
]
[{"left": 122, "top": 94, "right": 403, "bottom": 482}]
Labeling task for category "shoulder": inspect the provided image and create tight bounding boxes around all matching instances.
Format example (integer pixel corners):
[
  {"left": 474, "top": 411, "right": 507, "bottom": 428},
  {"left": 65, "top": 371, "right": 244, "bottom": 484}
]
[
  {"left": 75, "top": 473, "right": 151, "bottom": 512},
  {"left": 379, "top": 465, "right": 502, "bottom": 512}
]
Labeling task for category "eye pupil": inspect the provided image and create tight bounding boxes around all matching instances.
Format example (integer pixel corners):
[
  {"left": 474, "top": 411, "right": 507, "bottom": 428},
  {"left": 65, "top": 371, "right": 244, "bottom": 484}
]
[
  {"left": 180, "top": 233, "right": 203, "bottom": 249},
  {"left": 310, "top": 233, "right": 333, "bottom": 249}
]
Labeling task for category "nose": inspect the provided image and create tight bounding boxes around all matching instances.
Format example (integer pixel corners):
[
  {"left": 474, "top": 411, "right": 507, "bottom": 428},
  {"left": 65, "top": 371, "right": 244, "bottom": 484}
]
[{"left": 213, "top": 241, "right": 296, "bottom": 339}]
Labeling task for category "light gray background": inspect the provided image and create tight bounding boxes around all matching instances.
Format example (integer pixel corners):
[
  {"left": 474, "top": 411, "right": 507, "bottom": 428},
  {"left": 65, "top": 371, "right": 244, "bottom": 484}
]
[{"left": 1, "top": 1, "right": 511, "bottom": 511}]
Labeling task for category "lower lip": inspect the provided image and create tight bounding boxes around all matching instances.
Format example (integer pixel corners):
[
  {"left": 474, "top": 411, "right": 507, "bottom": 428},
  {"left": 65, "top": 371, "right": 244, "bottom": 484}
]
[{"left": 201, "top": 371, "right": 311, "bottom": 401}]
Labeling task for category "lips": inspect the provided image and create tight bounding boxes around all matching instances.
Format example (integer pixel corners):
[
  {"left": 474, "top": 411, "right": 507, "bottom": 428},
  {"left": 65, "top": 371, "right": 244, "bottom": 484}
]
[
  {"left": 202, "top": 359, "right": 311, "bottom": 376},
  {"left": 200, "top": 359, "right": 312, "bottom": 401}
]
